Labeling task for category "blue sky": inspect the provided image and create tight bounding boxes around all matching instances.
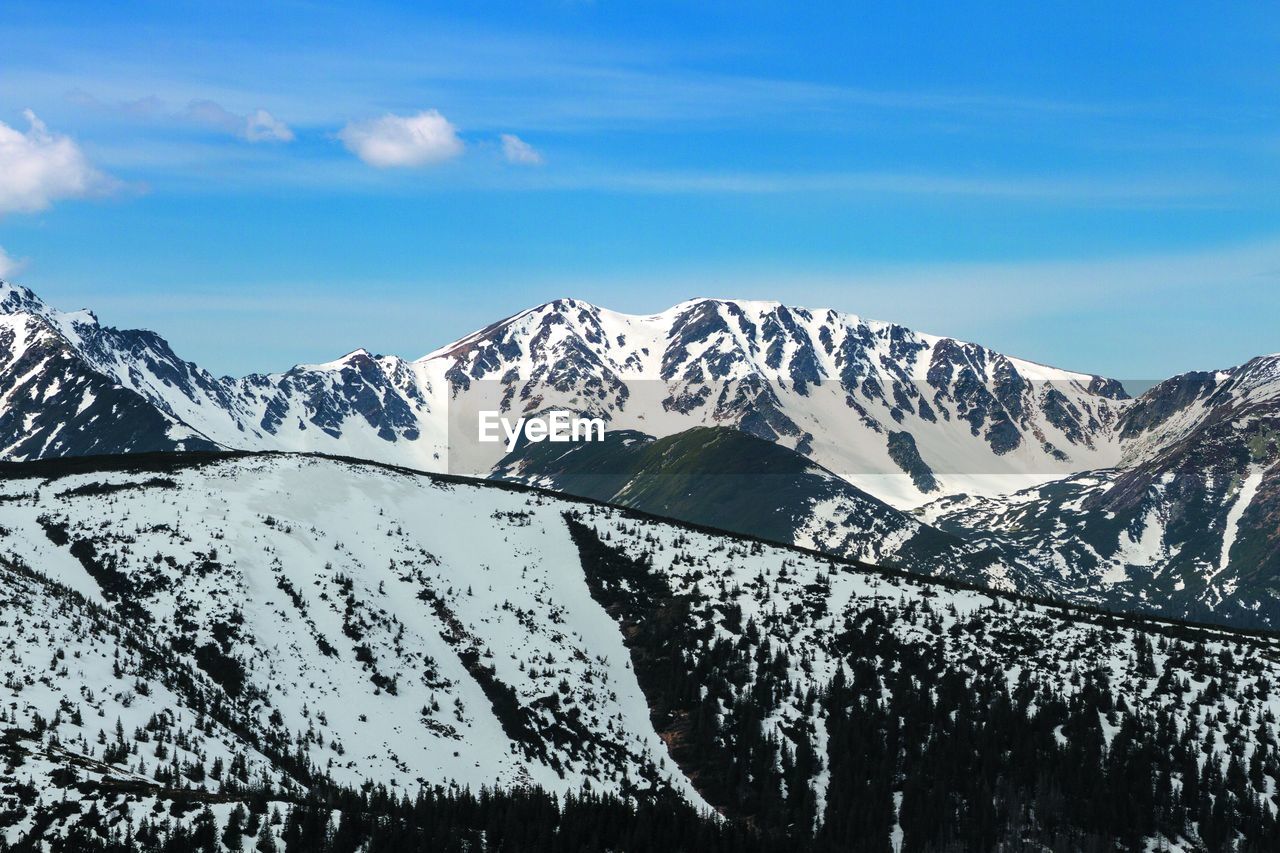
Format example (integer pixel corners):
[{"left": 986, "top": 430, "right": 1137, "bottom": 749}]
[{"left": 1, "top": 0, "right": 1278, "bottom": 379}]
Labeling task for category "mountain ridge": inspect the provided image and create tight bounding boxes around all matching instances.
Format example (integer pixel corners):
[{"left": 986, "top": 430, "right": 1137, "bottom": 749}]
[{"left": 0, "top": 281, "right": 1133, "bottom": 506}]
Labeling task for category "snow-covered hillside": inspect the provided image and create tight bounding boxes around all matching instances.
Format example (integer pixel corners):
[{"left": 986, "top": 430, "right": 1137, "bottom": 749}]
[
  {"left": 0, "top": 454, "right": 696, "bottom": 803},
  {"left": 3, "top": 453, "right": 1280, "bottom": 849}
]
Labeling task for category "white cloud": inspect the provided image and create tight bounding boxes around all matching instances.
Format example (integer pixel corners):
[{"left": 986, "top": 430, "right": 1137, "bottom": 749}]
[
  {"left": 0, "top": 110, "right": 117, "bottom": 215},
  {"left": 183, "top": 100, "right": 294, "bottom": 143},
  {"left": 339, "top": 110, "right": 464, "bottom": 168},
  {"left": 501, "top": 134, "right": 543, "bottom": 165},
  {"left": 0, "top": 246, "right": 24, "bottom": 278}
]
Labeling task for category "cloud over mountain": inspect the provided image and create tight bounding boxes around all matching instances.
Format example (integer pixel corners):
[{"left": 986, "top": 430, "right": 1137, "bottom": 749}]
[{"left": 0, "top": 246, "right": 21, "bottom": 277}]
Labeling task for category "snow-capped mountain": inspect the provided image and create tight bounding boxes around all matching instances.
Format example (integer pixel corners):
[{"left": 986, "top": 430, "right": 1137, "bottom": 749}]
[
  {"left": 0, "top": 283, "right": 1131, "bottom": 509},
  {"left": 434, "top": 296, "right": 1130, "bottom": 507},
  {"left": 4, "top": 452, "right": 1280, "bottom": 850},
  {"left": 1118, "top": 353, "right": 1280, "bottom": 466},
  {"left": 928, "top": 354, "right": 1280, "bottom": 627},
  {"left": 0, "top": 282, "right": 449, "bottom": 468},
  {"left": 0, "top": 285, "right": 221, "bottom": 458}
]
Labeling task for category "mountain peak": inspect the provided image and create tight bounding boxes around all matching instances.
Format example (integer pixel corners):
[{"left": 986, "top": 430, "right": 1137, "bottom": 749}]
[
  {"left": 295, "top": 347, "right": 387, "bottom": 373},
  {"left": 672, "top": 296, "right": 784, "bottom": 313},
  {"left": 0, "top": 281, "right": 48, "bottom": 315},
  {"left": 0, "top": 280, "right": 98, "bottom": 327}
]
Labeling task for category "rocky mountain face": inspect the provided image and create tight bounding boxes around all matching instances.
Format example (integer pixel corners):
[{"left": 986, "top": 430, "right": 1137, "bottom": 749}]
[
  {"left": 435, "top": 296, "right": 1130, "bottom": 506},
  {"left": 3, "top": 453, "right": 1280, "bottom": 850},
  {"left": 0, "top": 286, "right": 219, "bottom": 458},
  {"left": 0, "top": 283, "right": 447, "bottom": 471},
  {"left": 927, "top": 354, "right": 1280, "bottom": 628}
]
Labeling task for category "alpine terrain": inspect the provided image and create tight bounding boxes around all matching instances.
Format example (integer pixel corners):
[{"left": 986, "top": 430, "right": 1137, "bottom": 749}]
[
  {"left": 2, "top": 452, "right": 1280, "bottom": 851},
  {"left": 2, "top": 280, "right": 1278, "bottom": 629}
]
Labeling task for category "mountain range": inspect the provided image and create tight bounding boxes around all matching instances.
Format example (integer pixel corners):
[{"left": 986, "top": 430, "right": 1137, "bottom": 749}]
[
  {"left": 1, "top": 280, "right": 1277, "bottom": 629},
  {"left": 0, "top": 282, "right": 1128, "bottom": 502},
  {"left": 3, "top": 279, "right": 1280, "bottom": 849}
]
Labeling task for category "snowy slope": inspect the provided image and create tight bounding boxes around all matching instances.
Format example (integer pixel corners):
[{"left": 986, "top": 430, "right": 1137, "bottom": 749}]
[
  {"left": 3, "top": 453, "right": 1280, "bottom": 849},
  {"left": 1119, "top": 354, "right": 1280, "bottom": 465},
  {"left": 0, "top": 454, "right": 698, "bottom": 806},
  {"left": 0, "top": 561, "right": 298, "bottom": 848}
]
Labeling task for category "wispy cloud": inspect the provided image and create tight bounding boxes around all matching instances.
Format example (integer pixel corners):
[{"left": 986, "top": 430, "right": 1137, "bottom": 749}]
[
  {"left": 184, "top": 100, "right": 294, "bottom": 143},
  {"left": 68, "top": 151, "right": 1235, "bottom": 210},
  {"left": 69, "top": 91, "right": 294, "bottom": 143},
  {"left": 0, "top": 9, "right": 1272, "bottom": 231},
  {"left": 244, "top": 109, "right": 293, "bottom": 143},
  {"left": 339, "top": 110, "right": 464, "bottom": 168},
  {"left": 11, "top": 22, "right": 1159, "bottom": 135},
  {"left": 0, "top": 246, "right": 24, "bottom": 278},
  {"left": 7, "top": 21, "right": 1264, "bottom": 197},
  {"left": 0, "top": 110, "right": 118, "bottom": 214},
  {"left": 496, "top": 168, "right": 1237, "bottom": 206},
  {"left": 501, "top": 134, "right": 543, "bottom": 165}
]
